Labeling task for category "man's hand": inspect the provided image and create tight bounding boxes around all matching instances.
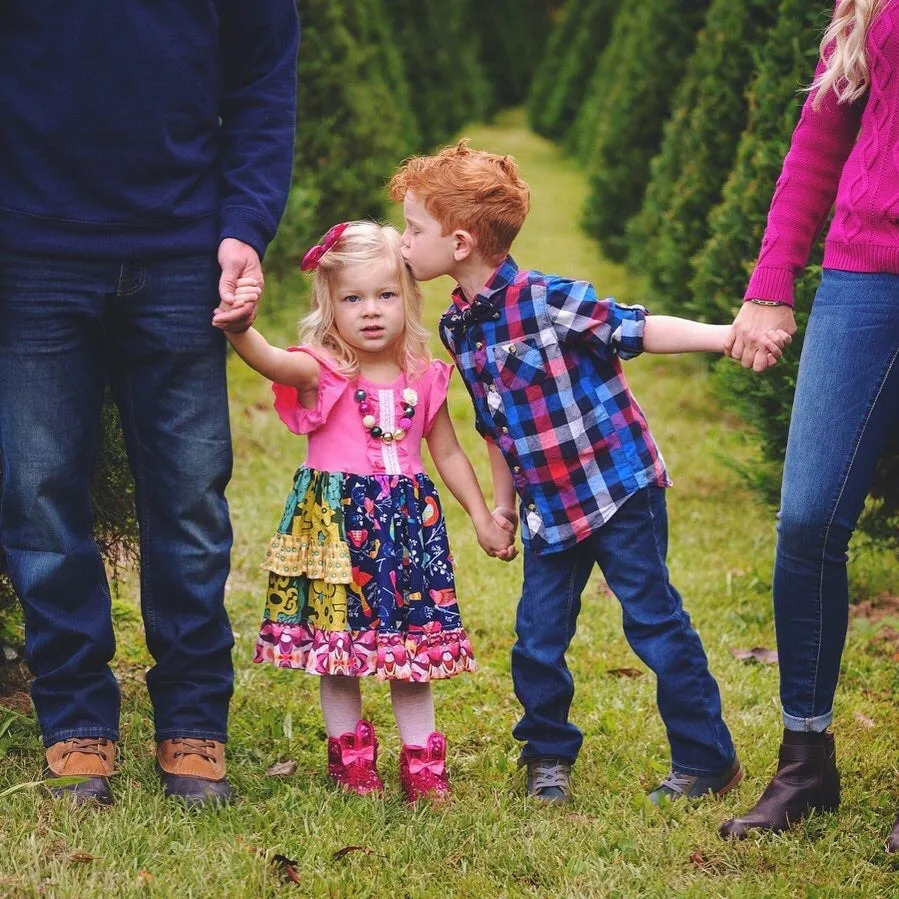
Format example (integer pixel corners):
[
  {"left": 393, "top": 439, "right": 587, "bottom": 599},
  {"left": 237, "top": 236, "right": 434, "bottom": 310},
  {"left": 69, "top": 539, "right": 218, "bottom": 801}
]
[
  {"left": 725, "top": 302, "right": 797, "bottom": 370},
  {"left": 214, "top": 238, "right": 263, "bottom": 332}
]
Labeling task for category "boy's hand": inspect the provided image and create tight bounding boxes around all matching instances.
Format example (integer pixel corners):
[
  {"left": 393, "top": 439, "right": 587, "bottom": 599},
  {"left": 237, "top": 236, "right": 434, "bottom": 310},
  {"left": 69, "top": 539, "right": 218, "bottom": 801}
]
[
  {"left": 491, "top": 506, "right": 518, "bottom": 561},
  {"left": 492, "top": 505, "right": 518, "bottom": 534},
  {"left": 476, "top": 515, "right": 518, "bottom": 562},
  {"left": 213, "top": 277, "right": 262, "bottom": 331},
  {"left": 749, "top": 327, "right": 792, "bottom": 372}
]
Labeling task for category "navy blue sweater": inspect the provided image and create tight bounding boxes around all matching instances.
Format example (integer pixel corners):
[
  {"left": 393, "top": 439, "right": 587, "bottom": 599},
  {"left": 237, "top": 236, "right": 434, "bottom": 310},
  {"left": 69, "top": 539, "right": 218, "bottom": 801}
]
[{"left": 0, "top": 1, "right": 298, "bottom": 259}]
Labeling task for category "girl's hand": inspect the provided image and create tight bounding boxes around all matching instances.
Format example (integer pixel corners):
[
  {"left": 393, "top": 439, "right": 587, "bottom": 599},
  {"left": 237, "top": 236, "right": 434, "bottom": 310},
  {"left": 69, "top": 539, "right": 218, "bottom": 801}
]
[
  {"left": 476, "top": 514, "right": 518, "bottom": 562},
  {"left": 212, "top": 277, "right": 262, "bottom": 331}
]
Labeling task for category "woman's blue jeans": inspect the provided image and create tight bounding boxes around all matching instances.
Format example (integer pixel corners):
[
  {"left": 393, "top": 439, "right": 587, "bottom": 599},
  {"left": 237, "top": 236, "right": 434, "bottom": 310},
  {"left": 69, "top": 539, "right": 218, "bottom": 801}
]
[
  {"left": 512, "top": 485, "right": 735, "bottom": 775},
  {"left": 775, "top": 270, "right": 899, "bottom": 733},
  {"left": 0, "top": 252, "right": 235, "bottom": 746}
]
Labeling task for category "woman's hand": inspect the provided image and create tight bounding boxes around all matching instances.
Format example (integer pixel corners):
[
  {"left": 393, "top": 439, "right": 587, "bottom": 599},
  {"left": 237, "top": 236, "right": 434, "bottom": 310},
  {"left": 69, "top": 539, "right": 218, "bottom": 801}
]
[{"left": 725, "top": 302, "right": 797, "bottom": 371}]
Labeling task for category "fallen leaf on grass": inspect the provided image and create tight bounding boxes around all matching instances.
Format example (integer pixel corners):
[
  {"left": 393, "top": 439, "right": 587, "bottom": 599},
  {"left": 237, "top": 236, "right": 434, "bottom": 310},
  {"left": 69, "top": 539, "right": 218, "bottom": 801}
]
[
  {"left": 136, "top": 870, "right": 153, "bottom": 886},
  {"left": 730, "top": 647, "right": 778, "bottom": 665},
  {"left": 606, "top": 667, "right": 644, "bottom": 679},
  {"left": 689, "top": 851, "right": 710, "bottom": 870},
  {"left": 854, "top": 711, "right": 875, "bottom": 729},
  {"left": 68, "top": 852, "right": 98, "bottom": 863},
  {"left": 272, "top": 855, "right": 302, "bottom": 884},
  {"left": 265, "top": 760, "right": 297, "bottom": 777},
  {"left": 333, "top": 846, "right": 377, "bottom": 861}
]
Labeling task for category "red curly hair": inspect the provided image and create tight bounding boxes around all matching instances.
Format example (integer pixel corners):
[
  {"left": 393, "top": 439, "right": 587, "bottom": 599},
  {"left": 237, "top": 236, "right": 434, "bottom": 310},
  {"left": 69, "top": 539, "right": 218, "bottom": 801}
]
[{"left": 389, "top": 140, "right": 530, "bottom": 265}]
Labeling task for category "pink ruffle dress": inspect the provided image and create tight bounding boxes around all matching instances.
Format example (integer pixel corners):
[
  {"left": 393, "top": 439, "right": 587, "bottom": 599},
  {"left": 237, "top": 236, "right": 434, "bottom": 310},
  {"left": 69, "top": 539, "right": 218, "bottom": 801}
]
[{"left": 253, "top": 346, "right": 476, "bottom": 681}]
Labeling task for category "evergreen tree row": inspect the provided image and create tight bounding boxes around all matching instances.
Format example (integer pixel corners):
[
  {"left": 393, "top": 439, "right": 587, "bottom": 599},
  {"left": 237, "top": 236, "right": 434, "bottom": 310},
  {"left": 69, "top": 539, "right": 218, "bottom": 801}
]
[
  {"left": 527, "top": 0, "right": 896, "bottom": 545},
  {"left": 575, "top": 0, "right": 712, "bottom": 262},
  {"left": 268, "top": 0, "right": 550, "bottom": 274}
]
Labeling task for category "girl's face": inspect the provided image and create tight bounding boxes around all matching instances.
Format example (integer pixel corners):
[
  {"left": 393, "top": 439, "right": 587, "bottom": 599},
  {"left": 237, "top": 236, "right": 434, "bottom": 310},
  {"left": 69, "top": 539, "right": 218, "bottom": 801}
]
[{"left": 331, "top": 259, "right": 406, "bottom": 365}]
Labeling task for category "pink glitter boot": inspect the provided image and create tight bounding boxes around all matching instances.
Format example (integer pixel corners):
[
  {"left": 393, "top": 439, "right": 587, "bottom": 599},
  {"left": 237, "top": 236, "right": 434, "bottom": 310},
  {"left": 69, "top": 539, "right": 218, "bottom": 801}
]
[
  {"left": 399, "top": 731, "right": 451, "bottom": 803},
  {"left": 326, "top": 720, "right": 384, "bottom": 796}
]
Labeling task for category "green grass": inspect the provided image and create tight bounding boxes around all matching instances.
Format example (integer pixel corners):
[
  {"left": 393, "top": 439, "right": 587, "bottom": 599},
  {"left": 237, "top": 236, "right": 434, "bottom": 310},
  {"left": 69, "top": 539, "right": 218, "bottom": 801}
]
[{"left": 1, "top": 110, "right": 898, "bottom": 897}]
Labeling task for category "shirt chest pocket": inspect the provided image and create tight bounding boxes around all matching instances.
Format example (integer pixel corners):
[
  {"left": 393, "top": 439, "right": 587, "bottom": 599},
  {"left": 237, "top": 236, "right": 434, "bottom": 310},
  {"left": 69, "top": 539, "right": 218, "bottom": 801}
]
[{"left": 487, "top": 339, "right": 548, "bottom": 392}]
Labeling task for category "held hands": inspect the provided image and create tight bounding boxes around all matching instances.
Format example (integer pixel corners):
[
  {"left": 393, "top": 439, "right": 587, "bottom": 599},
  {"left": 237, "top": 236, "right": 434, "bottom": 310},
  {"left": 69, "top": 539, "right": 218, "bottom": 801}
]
[
  {"left": 725, "top": 302, "right": 797, "bottom": 372},
  {"left": 212, "top": 277, "right": 263, "bottom": 331},
  {"left": 212, "top": 238, "right": 264, "bottom": 332},
  {"left": 475, "top": 506, "right": 518, "bottom": 562}
]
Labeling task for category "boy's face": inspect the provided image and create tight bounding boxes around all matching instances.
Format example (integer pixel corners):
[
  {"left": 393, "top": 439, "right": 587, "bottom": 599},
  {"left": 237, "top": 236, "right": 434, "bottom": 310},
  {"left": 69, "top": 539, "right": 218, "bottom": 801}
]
[{"left": 400, "top": 193, "right": 457, "bottom": 282}]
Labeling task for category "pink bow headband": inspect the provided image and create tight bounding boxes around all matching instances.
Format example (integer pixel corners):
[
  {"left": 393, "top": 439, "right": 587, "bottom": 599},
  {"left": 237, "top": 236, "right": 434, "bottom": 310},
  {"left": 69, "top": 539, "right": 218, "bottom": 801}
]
[{"left": 300, "top": 222, "right": 350, "bottom": 271}]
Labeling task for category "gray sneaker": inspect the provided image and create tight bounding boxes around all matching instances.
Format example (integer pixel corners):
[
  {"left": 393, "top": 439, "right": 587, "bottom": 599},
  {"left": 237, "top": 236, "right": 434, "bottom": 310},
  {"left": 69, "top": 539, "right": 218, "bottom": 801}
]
[
  {"left": 525, "top": 757, "right": 571, "bottom": 804},
  {"left": 649, "top": 756, "right": 743, "bottom": 805}
]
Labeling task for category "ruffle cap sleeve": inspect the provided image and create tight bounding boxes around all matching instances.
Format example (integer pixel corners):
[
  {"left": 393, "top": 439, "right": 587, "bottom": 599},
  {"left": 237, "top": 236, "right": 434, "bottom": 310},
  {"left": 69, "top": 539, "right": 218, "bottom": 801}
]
[
  {"left": 272, "top": 346, "right": 349, "bottom": 435},
  {"left": 421, "top": 359, "right": 453, "bottom": 435}
]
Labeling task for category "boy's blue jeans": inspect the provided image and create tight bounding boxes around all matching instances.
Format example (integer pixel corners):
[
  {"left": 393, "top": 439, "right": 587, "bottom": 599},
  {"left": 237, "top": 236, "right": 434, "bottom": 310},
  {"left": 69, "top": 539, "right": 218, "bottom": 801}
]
[
  {"left": 512, "top": 484, "right": 735, "bottom": 775},
  {"left": 775, "top": 270, "right": 899, "bottom": 733},
  {"left": 0, "top": 251, "right": 234, "bottom": 746}
]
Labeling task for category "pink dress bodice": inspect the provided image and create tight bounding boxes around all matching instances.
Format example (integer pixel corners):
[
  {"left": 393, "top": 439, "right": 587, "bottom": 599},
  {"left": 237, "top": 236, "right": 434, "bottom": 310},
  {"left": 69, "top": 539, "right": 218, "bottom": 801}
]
[{"left": 271, "top": 346, "right": 452, "bottom": 477}]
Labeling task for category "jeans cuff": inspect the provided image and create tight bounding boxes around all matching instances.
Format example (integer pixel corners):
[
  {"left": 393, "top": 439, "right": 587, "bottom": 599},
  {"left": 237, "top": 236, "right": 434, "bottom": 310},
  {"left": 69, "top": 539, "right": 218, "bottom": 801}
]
[
  {"left": 669, "top": 754, "right": 736, "bottom": 777},
  {"left": 154, "top": 727, "right": 228, "bottom": 744},
  {"left": 43, "top": 726, "right": 119, "bottom": 747},
  {"left": 782, "top": 709, "right": 832, "bottom": 732}
]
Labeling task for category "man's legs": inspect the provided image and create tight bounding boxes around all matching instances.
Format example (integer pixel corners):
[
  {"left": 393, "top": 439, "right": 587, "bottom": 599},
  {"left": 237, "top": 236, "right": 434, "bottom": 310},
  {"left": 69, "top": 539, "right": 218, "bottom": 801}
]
[
  {"left": 0, "top": 253, "right": 120, "bottom": 744},
  {"left": 107, "top": 256, "right": 235, "bottom": 745}
]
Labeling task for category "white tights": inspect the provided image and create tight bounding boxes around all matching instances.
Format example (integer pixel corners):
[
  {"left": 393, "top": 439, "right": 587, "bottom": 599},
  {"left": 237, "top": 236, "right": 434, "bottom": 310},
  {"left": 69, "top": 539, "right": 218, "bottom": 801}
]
[{"left": 319, "top": 674, "right": 435, "bottom": 746}]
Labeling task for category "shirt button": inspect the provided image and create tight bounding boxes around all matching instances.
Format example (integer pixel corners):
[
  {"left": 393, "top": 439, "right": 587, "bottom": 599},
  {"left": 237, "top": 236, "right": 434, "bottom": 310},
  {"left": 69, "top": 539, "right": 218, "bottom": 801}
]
[
  {"left": 475, "top": 341, "right": 484, "bottom": 350},
  {"left": 527, "top": 503, "right": 536, "bottom": 511},
  {"left": 487, "top": 385, "right": 497, "bottom": 393},
  {"left": 513, "top": 465, "right": 521, "bottom": 473},
  {"left": 507, "top": 344, "right": 517, "bottom": 354},
  {"left": 501, "top": 426, "right": 509, "bottom": 434}
]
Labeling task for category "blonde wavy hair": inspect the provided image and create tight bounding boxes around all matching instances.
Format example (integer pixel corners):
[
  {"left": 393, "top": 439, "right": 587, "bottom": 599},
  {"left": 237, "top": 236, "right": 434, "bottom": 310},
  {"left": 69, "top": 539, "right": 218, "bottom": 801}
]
[
  {"left": 810, "top": 0, "right": 889, "bottom": 108},
  {"left": 298, "top": 221, "right": 431, "bottom": 379}
]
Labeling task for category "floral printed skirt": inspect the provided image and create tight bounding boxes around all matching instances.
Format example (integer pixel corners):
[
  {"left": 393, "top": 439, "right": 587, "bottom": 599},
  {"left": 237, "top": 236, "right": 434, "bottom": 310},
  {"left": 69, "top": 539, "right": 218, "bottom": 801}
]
[{"left": 254, "top": 467, "right": 476, "bottom": 681}]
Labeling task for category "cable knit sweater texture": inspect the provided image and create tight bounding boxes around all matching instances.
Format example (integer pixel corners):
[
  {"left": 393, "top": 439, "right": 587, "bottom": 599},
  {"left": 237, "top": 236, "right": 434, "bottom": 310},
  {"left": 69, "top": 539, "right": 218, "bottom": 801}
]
[{"left": 745, "top": 1, "right": 899, "bottom": 305}]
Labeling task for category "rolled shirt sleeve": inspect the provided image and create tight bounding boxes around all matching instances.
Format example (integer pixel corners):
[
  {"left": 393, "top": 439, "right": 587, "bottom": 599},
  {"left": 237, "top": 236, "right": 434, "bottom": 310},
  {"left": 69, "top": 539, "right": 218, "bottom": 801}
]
[{"left": 545, "top": 277, "right": 648, "bottom": 360}]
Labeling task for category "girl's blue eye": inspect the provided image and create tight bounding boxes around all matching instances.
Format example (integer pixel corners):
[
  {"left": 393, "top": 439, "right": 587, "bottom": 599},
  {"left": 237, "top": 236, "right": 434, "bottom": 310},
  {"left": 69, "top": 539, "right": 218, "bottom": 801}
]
[
  {"left": 343, "top": 295, "right": 359, "bottom": 303},
  {"left": 380, "top": 291, "right": 397, "bottom": 300}
]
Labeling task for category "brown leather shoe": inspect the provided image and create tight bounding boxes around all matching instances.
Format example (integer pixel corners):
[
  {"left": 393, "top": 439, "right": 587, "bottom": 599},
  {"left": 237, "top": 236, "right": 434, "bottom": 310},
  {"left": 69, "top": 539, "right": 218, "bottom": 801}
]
[
  {"left": 719, "top": 730, "right": 839, "bottom": 839},
  {"left": 44, "top": 737, "right": 116, "bottom": 805},
  {"left": 156, "top": 738, "right": 232, "bottom": 807},
  {"left": 887, "top": 813, "right": 899, "bottom": 853}
]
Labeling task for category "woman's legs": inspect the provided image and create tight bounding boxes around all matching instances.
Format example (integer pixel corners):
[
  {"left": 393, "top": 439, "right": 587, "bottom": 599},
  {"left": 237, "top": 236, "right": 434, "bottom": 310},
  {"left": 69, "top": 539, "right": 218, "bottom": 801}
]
[
  {"left": 722, "top": 271, "right": 899, "bottom": 840},
  {"left": 774, "top": 271, "right": 899, "bottom": 731}
]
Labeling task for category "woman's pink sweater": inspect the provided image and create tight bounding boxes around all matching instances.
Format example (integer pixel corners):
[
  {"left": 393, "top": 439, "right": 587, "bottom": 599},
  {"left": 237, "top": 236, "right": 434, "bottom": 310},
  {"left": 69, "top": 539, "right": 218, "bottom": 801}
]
[{"left": 745, "top": 1, "right": 899, "bottom": 306}]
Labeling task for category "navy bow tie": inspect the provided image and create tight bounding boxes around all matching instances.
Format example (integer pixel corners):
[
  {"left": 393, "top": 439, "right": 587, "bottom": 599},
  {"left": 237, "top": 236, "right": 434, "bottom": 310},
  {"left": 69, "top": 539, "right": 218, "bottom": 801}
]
[{"left": 440, "top": 298, "right": 501, "bottom": 334}]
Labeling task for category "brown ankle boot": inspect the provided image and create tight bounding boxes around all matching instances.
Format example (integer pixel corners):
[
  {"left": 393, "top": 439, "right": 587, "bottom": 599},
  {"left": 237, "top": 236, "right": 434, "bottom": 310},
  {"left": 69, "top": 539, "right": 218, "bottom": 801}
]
[
  {"left": 156, "top": 738, "right": 232, "bottom": 807},
  {"left": 45, "top": 737, "right": 116, "bottom": 805},
  {"left": 719, "top": 730, "right": 839, "bottom": 839},
  {"left": 887, "top": 813, "right": 899, "bottom": 853}
]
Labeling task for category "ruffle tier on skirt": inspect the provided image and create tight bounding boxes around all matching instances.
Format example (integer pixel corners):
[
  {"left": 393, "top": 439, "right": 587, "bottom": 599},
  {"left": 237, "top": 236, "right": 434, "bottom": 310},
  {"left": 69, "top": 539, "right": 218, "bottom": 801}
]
[{"left": 254, "top": 467, "right": 476, "bottom": 681}]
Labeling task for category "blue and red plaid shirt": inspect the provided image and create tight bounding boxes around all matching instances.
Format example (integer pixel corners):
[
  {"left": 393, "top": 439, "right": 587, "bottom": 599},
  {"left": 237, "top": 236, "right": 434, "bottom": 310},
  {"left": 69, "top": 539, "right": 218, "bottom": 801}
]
[{"left": 439, "top": 256, "right": 670, "bottom": 555}]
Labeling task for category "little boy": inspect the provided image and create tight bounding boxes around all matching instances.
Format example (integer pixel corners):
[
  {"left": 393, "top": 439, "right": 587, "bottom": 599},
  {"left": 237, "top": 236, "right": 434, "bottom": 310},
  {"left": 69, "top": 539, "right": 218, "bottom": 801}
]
[{"left": 390, "top": 141, "right": 788, "bottom": 804}]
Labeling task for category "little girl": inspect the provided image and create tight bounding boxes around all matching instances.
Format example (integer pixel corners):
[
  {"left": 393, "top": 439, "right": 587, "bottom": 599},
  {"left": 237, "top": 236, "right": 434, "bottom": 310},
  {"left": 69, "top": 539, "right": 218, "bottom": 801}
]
[{"left": 214, "top": 221, "right": 514, "bottom": 802}]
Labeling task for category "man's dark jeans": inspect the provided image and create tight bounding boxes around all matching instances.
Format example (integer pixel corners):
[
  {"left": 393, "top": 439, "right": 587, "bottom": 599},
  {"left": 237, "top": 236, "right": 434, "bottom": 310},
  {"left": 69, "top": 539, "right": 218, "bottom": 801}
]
[
  {"left": 512, "top": 485, "right": 735, "bottom": 775},
  {"left": 0, "top": 252, "right": 234, "bottom": 745}
]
